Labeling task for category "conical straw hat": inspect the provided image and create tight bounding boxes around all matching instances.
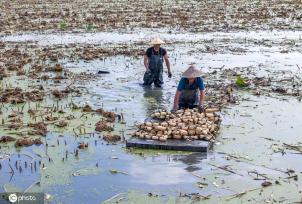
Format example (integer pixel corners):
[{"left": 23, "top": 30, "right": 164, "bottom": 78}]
[
  {"left": 150, "top": 37, "right": 165, "bottom": 45},
  {"left": 182, "top": 65, "right": 202, "bottom": 78}
]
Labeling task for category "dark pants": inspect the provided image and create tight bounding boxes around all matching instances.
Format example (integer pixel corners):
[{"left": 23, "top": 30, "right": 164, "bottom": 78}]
[
  {"left": 143, "top": 53, "right": 163, "bottom": 86},
  {"left": 179, "top": 104, "right": 198, "bottom": 109},
  {"left": 178, "top": 89, "right": 199, "bottom": 109}
]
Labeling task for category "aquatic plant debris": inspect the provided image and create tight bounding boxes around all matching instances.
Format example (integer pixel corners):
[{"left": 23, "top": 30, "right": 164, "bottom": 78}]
[
  {"left": 103, "top": 134, "right": 121, "bottom": 143},
  {"left": 15, "top": 138, "right": 43, "bottom": 148},
  {"left": 109, "top": 169, "right": 129, "bottom": 175},
  {"left": 0, "top": 0, "right": 301, "bottom": 33}
]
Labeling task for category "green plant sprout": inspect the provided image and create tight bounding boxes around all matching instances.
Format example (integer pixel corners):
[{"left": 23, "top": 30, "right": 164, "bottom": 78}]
[
  {"left": 85, "top": 23, "right": 94, "bottom": 32},
  {"left": 236, "top": 75, "right": 248, "bottom": 87},
  {"left": 58, "top": 21, "right": 67, "bottom": 30}
]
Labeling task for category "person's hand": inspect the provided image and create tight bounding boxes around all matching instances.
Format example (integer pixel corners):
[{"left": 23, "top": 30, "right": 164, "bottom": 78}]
[
  {"left": 168, "top": 71, "right": 172, "bottom": 78},
  {"left": 198, "top": 104, "right": 204, "bottom": 113}
]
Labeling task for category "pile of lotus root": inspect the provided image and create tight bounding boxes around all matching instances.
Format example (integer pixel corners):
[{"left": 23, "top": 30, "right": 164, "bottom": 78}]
[{"left": 133, "top": 108, "right": 220, "bottom": 142}]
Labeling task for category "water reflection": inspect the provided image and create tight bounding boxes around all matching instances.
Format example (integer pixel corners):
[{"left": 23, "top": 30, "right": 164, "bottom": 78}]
[
  {"left": 129, "top": 161, "right": 195, "bottom": 185},
  {"left": 129, "top": 152, "right": 207, "bottom": 185},
  {"left": 174, "top": 153, "right": 207, "bottom": 166},
  {"left": 174, "top": 153, "right": 207, "bottom": 172},
  {"left": 142, "top": 86, "right": 165, "bottom": 115},
  {"left": 156, "top": 153, "right": 207, "bottom": 172}
]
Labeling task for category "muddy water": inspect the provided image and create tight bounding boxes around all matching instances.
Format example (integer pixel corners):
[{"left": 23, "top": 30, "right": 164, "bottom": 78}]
[{"left": 1, "top": 30, "right": 302, "bottom": 203}]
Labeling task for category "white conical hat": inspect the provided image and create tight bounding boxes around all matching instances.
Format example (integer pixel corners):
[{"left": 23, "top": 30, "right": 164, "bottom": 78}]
[
  {"left": 182, "top": 65, "right": 202, "bottom": 78},
  {"left": 150, "top": 37, "right": 165, "bottom": 45}
]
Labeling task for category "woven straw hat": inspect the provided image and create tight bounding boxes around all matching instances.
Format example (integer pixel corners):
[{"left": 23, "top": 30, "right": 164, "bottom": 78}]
[
  {"left": 150, "top": 37, "right": 165, "bottom": 45},
  {"left": 182, "top": 65, "right": 202, "bottom": 78}
]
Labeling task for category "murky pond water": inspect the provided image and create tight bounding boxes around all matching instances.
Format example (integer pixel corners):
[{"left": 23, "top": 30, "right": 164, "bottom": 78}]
[{"left": 1, "top": 29, "right": 302, "bottom": 203}]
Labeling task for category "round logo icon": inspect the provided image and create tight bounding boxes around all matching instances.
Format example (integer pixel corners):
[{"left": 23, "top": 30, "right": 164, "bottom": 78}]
[{"left": 8, "top": 193, "right": 18, "bottom": 203}]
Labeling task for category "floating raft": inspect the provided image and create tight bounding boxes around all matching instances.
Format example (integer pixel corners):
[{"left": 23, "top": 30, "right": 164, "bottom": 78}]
[{"left": 126, "top": 138, "right": 212, "bottom": 152}]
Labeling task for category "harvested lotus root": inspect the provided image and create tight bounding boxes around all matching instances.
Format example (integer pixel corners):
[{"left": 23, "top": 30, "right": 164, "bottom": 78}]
[{"left": 133, "top": 108, "right": 220, "bottom": 142}]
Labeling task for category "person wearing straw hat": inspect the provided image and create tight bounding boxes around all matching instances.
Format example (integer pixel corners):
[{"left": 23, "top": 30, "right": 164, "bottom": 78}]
[
  {"left": 172, "top": 65, "right": 205, "bottom": 112},
  {"left": 143, "top": 37, "right": 171, "bottom": 87}
]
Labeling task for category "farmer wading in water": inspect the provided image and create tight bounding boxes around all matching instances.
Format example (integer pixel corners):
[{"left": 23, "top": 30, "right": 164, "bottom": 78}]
[
  {"left": 172, "top": 65, "right": 205, "bottom": 112},
  {"left": 143, "top": 37, "right": 172, "bottom": 87}
]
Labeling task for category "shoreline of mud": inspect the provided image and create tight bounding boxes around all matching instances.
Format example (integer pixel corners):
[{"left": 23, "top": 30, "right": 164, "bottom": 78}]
[{"left": 1, "top": 0, "right": 302, "bottom": 34}]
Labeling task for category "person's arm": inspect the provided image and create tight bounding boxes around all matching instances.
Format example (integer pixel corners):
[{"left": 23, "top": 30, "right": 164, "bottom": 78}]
[
  {"left": 199, "top": 90, "right": 205, "bottom": 105},
  {"left": 198, "top": 77, "right": 205, "bottom": 112},
  {"left": 173, "top": 90, "right": 180, "bottom": 110},
  {"left": 144, "top": 55, "right": 149, "bottom": 71},
  {"left": 173, "top": 79, "right": 184, "bottom": 110},
  {"left": 163, "top": 54, "right": 172, "bottom": 77}
]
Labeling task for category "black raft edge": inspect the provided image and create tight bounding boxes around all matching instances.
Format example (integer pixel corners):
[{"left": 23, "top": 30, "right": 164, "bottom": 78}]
[{"left": 126, "top": 138, "right": 212, "bottom": 153}]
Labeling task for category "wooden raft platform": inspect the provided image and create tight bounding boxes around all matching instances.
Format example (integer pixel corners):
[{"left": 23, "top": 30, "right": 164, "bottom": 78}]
[{"left": 126, "top": 138, "right": 213, "bottom": 152}]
